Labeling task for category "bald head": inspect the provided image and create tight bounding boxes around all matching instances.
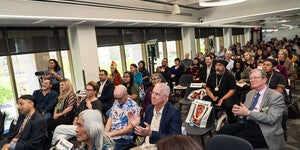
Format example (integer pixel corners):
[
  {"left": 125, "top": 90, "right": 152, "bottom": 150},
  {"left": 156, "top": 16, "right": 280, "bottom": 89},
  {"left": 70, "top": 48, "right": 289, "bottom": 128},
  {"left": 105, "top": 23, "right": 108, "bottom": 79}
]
[
  {"left": 114, "top": 85, "right": 128, "bottom": 103},
  {"left": 184, "top": 52, "right": 190, "bottom": 59}
]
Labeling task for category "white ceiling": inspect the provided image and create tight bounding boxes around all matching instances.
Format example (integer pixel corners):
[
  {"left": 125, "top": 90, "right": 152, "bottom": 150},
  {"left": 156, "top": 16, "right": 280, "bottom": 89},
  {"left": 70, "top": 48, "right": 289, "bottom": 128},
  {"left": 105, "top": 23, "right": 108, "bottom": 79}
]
[{"left": 0, "top": 0, "right": 299, "bottom": 30}]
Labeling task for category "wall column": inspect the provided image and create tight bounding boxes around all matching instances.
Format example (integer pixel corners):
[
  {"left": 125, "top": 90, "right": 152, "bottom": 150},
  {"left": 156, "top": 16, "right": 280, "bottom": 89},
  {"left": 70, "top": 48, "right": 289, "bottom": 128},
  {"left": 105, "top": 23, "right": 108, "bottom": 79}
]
[
  {"left": 182, "top": 27, "right": 196, "bottom": 58},
  {"left": 69, "top": 26, "right": 99, "bottom": 91},
  {"left": 223, "top": 28, "right": 233, "bottom": 49},
  {"left": 244, "top": 28, "right": 252, "bottom": 43}
]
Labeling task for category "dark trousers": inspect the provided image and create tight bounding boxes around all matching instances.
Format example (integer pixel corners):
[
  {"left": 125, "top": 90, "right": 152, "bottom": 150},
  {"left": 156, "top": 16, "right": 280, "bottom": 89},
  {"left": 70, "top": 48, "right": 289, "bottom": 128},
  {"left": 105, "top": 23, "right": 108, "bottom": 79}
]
[
  {"left": 221, "top": 99, "right": 237, "bottom": 124},
  {"left": 218, "top": 121, "right": 268, "bottom": 149}
]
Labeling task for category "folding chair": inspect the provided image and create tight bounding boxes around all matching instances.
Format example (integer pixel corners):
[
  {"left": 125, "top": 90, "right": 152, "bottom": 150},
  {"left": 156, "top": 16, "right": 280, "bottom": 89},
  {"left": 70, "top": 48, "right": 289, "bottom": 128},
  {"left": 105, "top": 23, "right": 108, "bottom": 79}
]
[
  {"left": 178, "top": 85, "right": 205, "bottom": 113},
  {"left": 182, "top": 108, "right": 214, "bottom": 148},
  {"left": 207, "top": 134, "right": 253, "bottom": 150}
]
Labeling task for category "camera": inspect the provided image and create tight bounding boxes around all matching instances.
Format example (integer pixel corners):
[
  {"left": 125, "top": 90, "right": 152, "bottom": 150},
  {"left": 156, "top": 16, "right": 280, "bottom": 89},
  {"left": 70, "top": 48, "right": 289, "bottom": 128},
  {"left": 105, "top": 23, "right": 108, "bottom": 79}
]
[{"left": 35, "top": 71, "right": 44, "bottom": 76}]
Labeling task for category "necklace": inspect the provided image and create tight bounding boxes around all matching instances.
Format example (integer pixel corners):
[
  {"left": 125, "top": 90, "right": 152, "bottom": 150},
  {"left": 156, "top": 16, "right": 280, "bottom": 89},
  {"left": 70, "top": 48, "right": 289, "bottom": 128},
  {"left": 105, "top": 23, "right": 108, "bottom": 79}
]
[
  {"left": 267, "top": 72, "right": 274, "bottom": 86},
  {"left": 215, "top": 73, "right": 224, "bottom": 91}
]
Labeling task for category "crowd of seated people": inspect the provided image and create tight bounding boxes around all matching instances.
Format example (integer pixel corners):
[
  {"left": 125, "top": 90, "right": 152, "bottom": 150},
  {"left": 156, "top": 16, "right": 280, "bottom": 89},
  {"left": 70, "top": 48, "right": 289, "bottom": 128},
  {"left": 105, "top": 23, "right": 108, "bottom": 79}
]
[{"left": 1, "top": 36, "right": 299, "bottom": 150}]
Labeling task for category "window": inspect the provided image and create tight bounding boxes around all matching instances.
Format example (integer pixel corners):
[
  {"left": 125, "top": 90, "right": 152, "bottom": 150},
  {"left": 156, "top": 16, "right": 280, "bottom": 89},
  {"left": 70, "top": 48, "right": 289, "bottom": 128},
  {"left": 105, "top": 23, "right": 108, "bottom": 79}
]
[
  {"left": 154, "top": 42, "right": 164, "bottom": 70},
  {"left": 0, "top": 56, "right": 16, "bottom": 132},
  {"left": 61, "top": 50, "right": 72, "bottom": 80},
  {"left": 11, "top": 54, "right": 40, "bottom": 95},
  {"left": 166, "top": 41, "right": 177, "bottom": 66},
  {"left": 97, "top": 46, "right": 123, "bottom": 75},
  {"left": 124, "top": 44, "right": 143, "bottom": 70}
]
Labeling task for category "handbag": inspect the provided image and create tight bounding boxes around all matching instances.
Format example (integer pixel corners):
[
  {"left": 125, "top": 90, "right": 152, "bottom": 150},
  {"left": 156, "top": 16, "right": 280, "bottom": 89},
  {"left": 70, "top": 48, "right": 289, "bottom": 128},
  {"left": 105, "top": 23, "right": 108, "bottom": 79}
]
[{"left": 288, "top": 101, "right": 300, "bottom": 119}]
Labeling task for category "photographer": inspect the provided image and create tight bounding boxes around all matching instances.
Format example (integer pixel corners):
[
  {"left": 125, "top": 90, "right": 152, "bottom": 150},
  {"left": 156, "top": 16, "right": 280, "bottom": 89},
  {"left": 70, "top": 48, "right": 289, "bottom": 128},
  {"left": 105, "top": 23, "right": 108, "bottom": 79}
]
[{"left": 43, "top": 59, "right": 62, "bottom": 94}]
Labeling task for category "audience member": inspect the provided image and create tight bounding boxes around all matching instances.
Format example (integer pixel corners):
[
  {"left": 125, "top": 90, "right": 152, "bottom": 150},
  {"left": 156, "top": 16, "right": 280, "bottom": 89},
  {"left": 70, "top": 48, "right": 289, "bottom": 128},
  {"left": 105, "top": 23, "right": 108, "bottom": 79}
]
[
  {"left": 201, "top": 55, "right": 215, "bottom": 85},
  {"left": 141, "top": 73, "right": 166, "bottom": 115},
  {"left": 2, "top": 95, "right": 47, "bottom": 150},
  {"left": 243, "top": 51, "right": 257, "bottom": 69},
  {"left": 110, "top": 61, "right": 122, "bottom": 86},
  {"left": 278, "top": 49, "right": 293, "bottom": 77},
  {"left": 75, "top": 109, "right": 114, "bottom": 150},
  {"left": 32, "top": 78, "right": 58, "bottom": 120},
  {"left": 105, "top": 85, "right": 140, "bottom": 150},
  {"left": 219, "top": 69, "right": 285, "bottom": 149},
  {"left": 181, "top": 52, "right": 193, "bottom": 72},
  {"left": 156, "top": 58, "right": 172, "bottom": 87},
  {"left": 43, "top": 59, "right": 62, "bottom": 94},
  {"left": 46, "top": 79, "right": 76, "bottom": 144},
  {"left": 138, "top": 60, "right": 151, "bottom": 89},
  {"left": 206, "top": 60, "right": 237, "bottom": 124},
  {"left": 170, "top": 58, "right": 184, "bottom": 88},
  {"left": 51, "top": 81, "right": 102, "bottom": 145},
  {"left": 97, "top": 70, "right": 115, "bottom": 115},
  {"left": 156, "top": 135, "right": 202, "bottom": 150},
  {"left": 230, "top": 59, "right": 250, "bottom": 84},
  {"left": 263, "top": 59, "right": 287, "bottom": 93},
  {"left": 186, "top": 57, "right": 202, "bottom": 83},
  {"left": 130, "top": 63, "right": 143, "bottom": 86},
  {"left": 122, "top": 71, "right": 140, "bottom": 104},
  {"left": 215, "top": 46, "right": 225, "bottom": 60},
  {"left": 134, "top": 83, "right": 181, "bottom": 144},
  {"left": 225, "top": 50, "right": 234, "bottom": 70}
]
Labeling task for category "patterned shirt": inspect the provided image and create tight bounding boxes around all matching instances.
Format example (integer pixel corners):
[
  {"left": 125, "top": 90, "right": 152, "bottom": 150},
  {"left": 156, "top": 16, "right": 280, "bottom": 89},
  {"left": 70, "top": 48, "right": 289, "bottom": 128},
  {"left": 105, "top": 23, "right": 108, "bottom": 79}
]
[{"left": 109, "top": 98, "right": 140, "bottom": 141}]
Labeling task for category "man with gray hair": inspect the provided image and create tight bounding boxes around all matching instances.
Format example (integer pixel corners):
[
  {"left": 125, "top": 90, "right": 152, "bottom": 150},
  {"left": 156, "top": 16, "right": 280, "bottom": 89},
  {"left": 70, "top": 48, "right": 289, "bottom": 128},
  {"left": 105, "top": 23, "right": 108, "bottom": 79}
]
[
  {"left": 225, "top": 50, "right": 234, "bottom": 70},
  {"left": 134, "top": 83, "right": 181, "bottom": 144},
  {"left": 219, "top": 69, "right": 285, "bottom": 149}
]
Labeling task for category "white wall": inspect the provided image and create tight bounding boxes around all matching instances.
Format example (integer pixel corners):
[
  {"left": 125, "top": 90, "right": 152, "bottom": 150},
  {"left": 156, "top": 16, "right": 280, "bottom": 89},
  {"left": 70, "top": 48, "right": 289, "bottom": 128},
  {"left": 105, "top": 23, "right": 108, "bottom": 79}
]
[{"left": 263, "top": 28, "right": 300, "bottom": 42}]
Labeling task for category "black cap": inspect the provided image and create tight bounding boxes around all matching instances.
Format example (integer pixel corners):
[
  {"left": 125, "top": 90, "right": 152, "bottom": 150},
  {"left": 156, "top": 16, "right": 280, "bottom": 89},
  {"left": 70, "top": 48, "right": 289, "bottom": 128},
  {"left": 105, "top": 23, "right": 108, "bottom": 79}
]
[
  {"left": 265, "top": 58, "right": 278, "bottom": 66},
  {"left": 216, "top": 59, "right": 228, "bottom": 67},
  {"left": 19, "top": 95, "right": 36, "bottom": 107}
]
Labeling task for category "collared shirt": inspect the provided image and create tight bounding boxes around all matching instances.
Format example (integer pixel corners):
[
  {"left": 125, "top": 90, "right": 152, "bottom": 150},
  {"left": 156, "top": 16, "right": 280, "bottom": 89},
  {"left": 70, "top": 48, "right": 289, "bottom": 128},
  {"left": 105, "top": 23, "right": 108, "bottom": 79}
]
[
  {"left": 206, "top": 65, "right": 212, "bottom": 81},
  {"left": 253, "top": 87, "right": 267, "bottom": 112},
  {"left": 109, "top": 98, "right": 140, "bottom": 141},
  {"left": 145, "top": 106, "right": 164, "bottom": 144},
  {"left": 32, "top": 89, "right": 58, "bottom": 113},
  {"left": 99, "top": 79, "right": 108, "bottom": 97},
  {"left": 226, "top": 59, "right": 234, "bottom": 70}
]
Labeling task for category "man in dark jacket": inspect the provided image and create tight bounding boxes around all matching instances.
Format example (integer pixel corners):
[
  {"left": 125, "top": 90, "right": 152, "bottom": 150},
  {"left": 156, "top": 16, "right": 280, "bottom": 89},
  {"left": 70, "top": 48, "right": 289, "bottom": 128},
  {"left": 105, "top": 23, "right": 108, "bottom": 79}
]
[
  {"left": 2, "top": 95, "right": 46, "bottom": 150},
  {"left": 97, "top": 69, "right": 115, "bottom": 115}
]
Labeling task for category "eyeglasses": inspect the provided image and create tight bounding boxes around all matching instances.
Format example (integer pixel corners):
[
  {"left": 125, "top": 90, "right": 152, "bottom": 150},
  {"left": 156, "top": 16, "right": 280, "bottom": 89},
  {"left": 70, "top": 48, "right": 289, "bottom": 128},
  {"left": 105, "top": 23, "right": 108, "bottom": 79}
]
[
  {"left": 123, "top": 75, "right": 130, "bottom": 78},
  {"left": 115, "top": 94, "right": 126, "bottom": 101},
  {"left": 249, "top": 76, "right": 263, "bottom": 80},
  {"left": 86, "top": 89, "right": 94, "bottom": 92}
]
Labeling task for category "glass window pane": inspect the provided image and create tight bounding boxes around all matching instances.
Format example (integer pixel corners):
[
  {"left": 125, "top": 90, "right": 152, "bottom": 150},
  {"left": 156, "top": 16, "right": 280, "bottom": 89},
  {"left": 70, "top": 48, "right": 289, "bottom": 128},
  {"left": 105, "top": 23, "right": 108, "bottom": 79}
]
[
  {"left": 166, "top": 41, "right": 177, "bottom": 66},
  {"left": 12, "top": 54, "right": 40, "bottom": 95},
  {"left": 97, "top": 46, "right": 123, "bottom": 75},
  {"left": 154, "top": 42, "right": 164, "bottom": 70},
  {"left": 49, "top": 51, "right": 57, "bottom": 60},
  {"left": 61, "top": 50, "right": 72, "bottom": 80},
  {"left": 0, "top": 56, "right": 17, "bottom": 132},
  {"left": 124, "top": 44, "right": 142, "bottom": 70}
]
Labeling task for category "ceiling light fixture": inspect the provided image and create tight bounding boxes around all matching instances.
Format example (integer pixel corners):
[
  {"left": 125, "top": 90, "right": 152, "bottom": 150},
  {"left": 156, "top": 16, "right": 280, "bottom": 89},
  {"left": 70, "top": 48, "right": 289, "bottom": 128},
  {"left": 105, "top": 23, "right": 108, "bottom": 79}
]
[
  {"left": 199, "top": 0, "right": 248, "bottom": 7},
  {"left": 172, "top": 4, "right": 181, "bottom": 15}
]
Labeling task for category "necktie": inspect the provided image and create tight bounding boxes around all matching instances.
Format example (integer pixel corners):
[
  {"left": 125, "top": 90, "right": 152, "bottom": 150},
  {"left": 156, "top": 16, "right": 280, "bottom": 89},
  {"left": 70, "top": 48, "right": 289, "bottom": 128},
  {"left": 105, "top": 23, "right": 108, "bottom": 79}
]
[{"left": 249, "top": 92, "right": 260, "bottom": 111}]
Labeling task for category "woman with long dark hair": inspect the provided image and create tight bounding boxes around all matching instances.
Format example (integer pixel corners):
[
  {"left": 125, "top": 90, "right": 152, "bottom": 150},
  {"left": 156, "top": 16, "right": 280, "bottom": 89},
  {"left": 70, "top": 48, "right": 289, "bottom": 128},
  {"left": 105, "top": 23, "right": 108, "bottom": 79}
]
[
  {"left": 230, "top": 59, "right": 250, "bottom": 83},
  {"left": 138, "top": 60, "right": 151, "bottom": 89},
  {"left": 122, "top": 71, "right": 140, "bottom": 104},
  {"left": 44, "top": 59, "right": 62, "bottom": 94}
]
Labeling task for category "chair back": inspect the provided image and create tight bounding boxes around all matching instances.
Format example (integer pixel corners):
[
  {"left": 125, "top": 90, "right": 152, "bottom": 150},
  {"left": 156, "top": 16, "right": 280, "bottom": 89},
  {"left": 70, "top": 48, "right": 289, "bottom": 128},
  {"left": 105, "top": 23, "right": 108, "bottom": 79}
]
[
  {"left": 207, "top": 134, "right": 253, "bottom": 150},
  {"left": 178, "top": 74, "right": 193, "bottom": 86}
]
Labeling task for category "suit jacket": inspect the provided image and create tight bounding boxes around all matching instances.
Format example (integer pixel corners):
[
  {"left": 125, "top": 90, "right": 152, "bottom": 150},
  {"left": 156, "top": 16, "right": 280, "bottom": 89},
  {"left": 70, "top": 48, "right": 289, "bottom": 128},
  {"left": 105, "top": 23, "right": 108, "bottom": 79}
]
[
  {"left": 97, "top": 79, "right": 115, "bottom": 112},
  {"left": 245, "top": 88, "right": 285, "bottom": 150},
  {"left": 7, "top": 110, "right": 47, "bottom": 150},
  {"left": 201, "top": 64, "right": 215, "bottom": 83},
  {"left": 143, "top": 103, "right": 181, "bottom": 144}
]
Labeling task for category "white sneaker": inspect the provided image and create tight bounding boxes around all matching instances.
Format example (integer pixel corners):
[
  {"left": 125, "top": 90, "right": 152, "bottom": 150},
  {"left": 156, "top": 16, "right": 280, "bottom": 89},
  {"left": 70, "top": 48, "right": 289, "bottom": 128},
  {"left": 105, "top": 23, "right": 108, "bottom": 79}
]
[{"left": 216, "top": 114, "right": 227, "bottom": 132}]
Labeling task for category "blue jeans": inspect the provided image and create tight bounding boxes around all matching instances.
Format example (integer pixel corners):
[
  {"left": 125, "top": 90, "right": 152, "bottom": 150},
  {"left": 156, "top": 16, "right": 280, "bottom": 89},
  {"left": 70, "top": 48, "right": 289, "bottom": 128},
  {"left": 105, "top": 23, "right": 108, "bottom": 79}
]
[{"left": 114, "top": 138, "right": 133, "bottom": 150}]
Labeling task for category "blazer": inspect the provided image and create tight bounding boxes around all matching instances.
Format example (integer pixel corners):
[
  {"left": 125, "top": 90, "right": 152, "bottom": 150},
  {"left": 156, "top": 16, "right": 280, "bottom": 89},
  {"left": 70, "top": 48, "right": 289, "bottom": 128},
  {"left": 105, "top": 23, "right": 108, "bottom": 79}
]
[
  {"left": 201, "top": 64, "right": 215, "bottom": 83},
  {"left": 7, "top": 110, "right": 47, "bottom": 150},
  {"left": 245, "top": 88, "right": 285, "bottom": 150},
  {"left": 97, "top": 79, "right": 115, "bottom": 111},
  {"left": 143, "top": 103, "right": 181, "bottom": 144}
]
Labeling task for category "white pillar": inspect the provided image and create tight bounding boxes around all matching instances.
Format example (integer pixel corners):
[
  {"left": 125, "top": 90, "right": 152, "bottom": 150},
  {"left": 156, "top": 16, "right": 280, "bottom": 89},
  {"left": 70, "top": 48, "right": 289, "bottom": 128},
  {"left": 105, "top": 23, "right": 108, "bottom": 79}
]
[
  {"left": 182, "top": 27, "right": 196, "bottom": 58},
  {"left": 244, "top": 28, "right": 251, "bottom": 43},
  {"left": 69, "top": 26, "right": 99, "bottom": 91},
  {"left": 223, "top": 28, "right": 233, "bottom": 49}
]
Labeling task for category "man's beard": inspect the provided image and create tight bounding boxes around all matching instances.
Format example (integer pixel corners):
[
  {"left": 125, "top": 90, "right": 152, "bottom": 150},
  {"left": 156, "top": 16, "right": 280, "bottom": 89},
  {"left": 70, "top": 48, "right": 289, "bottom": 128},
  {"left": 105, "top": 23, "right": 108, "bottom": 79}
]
[{"left": 216, "top": 70, "right": 221, "bottom": 75}]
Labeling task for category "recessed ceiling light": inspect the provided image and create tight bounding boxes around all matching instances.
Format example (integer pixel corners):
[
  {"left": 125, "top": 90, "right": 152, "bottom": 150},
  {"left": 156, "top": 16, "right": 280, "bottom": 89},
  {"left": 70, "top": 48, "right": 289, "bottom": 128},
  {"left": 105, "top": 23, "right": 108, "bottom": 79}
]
[{"left": 199, "top": 0, "right": 248, "bottom": 7}]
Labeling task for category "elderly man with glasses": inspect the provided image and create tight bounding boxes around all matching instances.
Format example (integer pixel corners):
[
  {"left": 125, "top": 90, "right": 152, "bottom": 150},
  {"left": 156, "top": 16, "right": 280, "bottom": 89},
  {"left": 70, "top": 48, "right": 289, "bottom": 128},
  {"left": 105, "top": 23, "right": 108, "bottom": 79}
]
[{"left": 105, "top": 85, "right": 140, "bottom": 150}]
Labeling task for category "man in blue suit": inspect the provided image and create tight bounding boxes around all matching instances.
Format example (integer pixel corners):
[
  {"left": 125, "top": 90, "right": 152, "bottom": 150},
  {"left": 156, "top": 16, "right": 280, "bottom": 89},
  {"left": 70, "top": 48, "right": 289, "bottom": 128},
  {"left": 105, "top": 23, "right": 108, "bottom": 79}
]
[
  {"left": 134, "top": 83, "right": 181, "bottom": 144},
  {"left": 2, "top": 95, "right": 47, "bottom": 150}
]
